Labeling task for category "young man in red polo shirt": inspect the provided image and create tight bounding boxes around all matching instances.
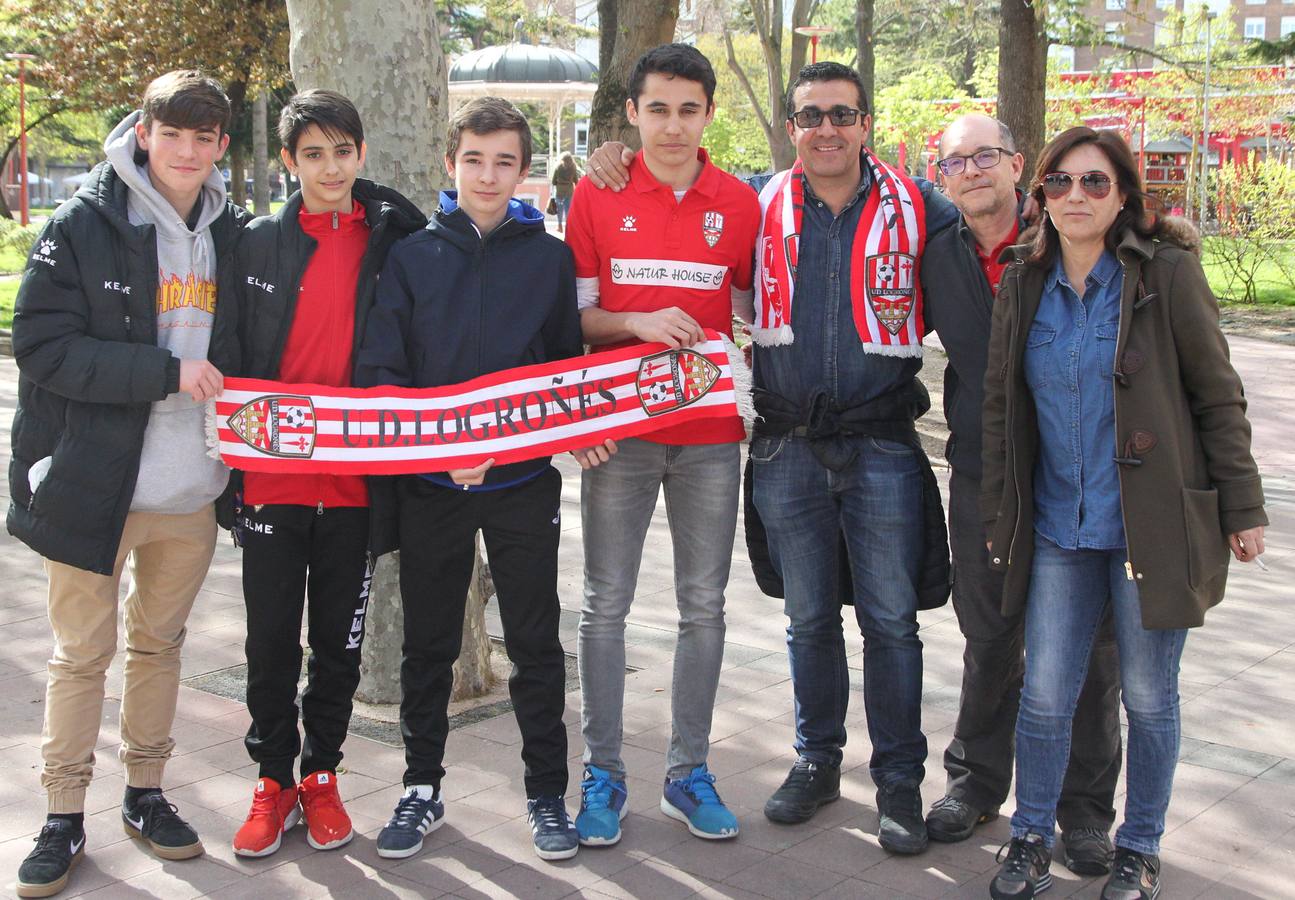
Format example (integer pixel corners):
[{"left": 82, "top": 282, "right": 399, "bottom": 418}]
[{"left": 564, "top": 43, "right": 760, "bottom": 846}]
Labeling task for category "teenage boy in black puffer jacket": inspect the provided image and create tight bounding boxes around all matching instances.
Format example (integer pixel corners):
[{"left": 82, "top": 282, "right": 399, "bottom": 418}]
[{"left": 228, "top": 89, "right": 425, "bottom": 859}]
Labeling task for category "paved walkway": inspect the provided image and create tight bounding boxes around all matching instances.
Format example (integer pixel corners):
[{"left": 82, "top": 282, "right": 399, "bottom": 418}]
[{"left": 0, "top": 336, "right": 1289, "bottom": 899}]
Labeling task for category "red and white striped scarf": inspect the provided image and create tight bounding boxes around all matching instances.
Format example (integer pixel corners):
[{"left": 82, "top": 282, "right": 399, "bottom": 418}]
[
  {"left": 207, "top": 333, "right": 751, "bottom": 475},
  {"left": 753, "top": 149, "right": 927, "bottom": 357}
]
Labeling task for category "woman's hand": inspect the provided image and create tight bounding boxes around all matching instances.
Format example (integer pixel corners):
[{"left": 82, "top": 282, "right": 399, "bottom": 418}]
[{"left": 1229, "top": 526, "right": 1265, "bottom": 563}]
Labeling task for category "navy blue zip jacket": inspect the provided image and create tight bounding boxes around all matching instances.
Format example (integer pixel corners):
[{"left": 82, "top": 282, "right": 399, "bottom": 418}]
[{"left": 353, "top": 192, "right": 583, "bottom": 488}]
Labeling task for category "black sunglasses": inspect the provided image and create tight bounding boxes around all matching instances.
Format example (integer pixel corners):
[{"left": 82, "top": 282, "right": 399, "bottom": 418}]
[
  {"left": 936, "top": 147, "right": 1011, "bottom": 177},
  {"left": 1040, "top": 171, "right": 1115, "bottom": 200},
  {"left": 788, "top": 106, "right": 863, "bottom": 129}
]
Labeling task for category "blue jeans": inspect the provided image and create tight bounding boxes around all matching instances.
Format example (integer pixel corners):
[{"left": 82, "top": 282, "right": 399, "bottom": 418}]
[
  {"left": 579, "top": 438, "right": 739, "bottom": 781},
  {"left": 752, "top": 435, "right": 926, "bottom": 786},
  {"left": 1012, "top": 535, "right": 1188, "bottom": 855}
]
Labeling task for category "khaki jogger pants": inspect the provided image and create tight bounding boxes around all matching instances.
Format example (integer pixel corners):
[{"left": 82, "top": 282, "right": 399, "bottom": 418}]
[{"left": 40, "top": 506, "right": 217, "bottom": 813}]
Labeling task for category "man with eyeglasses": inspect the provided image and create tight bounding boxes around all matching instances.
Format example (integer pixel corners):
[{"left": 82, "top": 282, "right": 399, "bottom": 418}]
[{"left": 921, "top": 113, "right": 1123, "bottom": 876}]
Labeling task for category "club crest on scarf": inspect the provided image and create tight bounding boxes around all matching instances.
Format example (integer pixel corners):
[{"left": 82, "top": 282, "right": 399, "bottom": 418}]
[
  {"left": 227, "top": 395, "right": 317, "bottom": 458},
  {"left": 636, "top": 348, "right": 722, "bottom": 417},
  {"left": 865, "top": 251, "right": 917, "bottom": 335},
  {"left": 702, "top": 211, "right": 725, "bottom": 248}
]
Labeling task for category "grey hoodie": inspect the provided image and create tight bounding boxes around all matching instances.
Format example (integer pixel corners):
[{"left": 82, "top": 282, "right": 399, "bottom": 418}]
[{"left": 102, "top": 111, "right": 230, "bottom": 513}]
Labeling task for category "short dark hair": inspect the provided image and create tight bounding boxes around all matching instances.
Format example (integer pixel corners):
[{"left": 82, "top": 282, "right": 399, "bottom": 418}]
[
  {"left": 784, "top": 61, "right": 869, "bottom": 119},
  {"left": 1027, "top": 126, "right": 1162, "bottom": 267},
  {"left": 141, "top": 70, "right": 231, "bottom": 135},
  {"left": 278, "top": 90, "right": 364, "bottom": 159},
  {"left": 447, "top": 97, "right": 533, "bottom": 169},
  {"left": 627, "top": 43, "right": 716, "bottom": 108}
]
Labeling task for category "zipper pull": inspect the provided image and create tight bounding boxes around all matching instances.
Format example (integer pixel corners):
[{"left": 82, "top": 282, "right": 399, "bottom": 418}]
[
  {"left": 1124, "top": 560, "right": 1134, "bottom": 581},
  {"left": 316, "top": 500, "right": 324, "bottom": 516},
  {"left": 332, "top": 211, "right": 339, "bottom": 230}
]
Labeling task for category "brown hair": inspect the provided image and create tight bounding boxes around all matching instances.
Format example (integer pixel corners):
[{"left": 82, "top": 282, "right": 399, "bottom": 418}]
[
  {"left": 141, "top": 70, "right": 231, "bottom": 135},
  {"left": 447, "top": 97, "right": 532, "bottom": 169},
  {"left": 1027, "top": 126, "right": 1161, "bottom": 267}
]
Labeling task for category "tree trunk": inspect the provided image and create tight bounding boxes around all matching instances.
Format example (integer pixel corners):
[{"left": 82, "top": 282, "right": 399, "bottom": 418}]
[
  {"left": 229, "top": 142, "right": 247, "bottom": 210},
  {"left": 997, "top": 0, "right": 1048, "bottom": 184},
  {"left": 588, "top": 0, "right": 680, "bottom": 149},
  {"left": 285, "top": 0, "right": 484, "bottom": 706},
  {"left": 252, "top": 91, "right": 271, "bottom": 215},
  {"left": 855, "top": 0, "right": 875, "bottom": 122},
  {"left": 286, "top": 0, "right": 448, "bottom": 213}
]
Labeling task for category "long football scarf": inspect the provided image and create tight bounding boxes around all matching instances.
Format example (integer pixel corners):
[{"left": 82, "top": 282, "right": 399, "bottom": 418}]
[
  {"left": 753, "top": 149, "right": 927, "bottom": 357},
  {"left": 207, "top": 332, "right": 752, "bottom": 475}
]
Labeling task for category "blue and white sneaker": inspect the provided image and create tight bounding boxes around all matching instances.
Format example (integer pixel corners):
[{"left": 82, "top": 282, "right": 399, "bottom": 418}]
[
  {"left": 661, "top": 764, "right": 739, "bottom": 840},
  {"left": 527, "top": 795, "right": 578, "bottom": 861},
  {"left": 575, "top": 765, "right": 628, "bottom": 846},
  {"left": 376, "top": 786, "right": 444, "bottom": 859}
]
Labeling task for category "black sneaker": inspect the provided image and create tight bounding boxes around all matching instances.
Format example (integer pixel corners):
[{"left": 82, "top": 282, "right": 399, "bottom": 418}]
[
  {"left": 876, "top": 779, "right": 928, "bottom": 855},
  {"left": 925, "top": 794, "right": 999, "bottom": 843},
  {"left": 376, "top": 786, "right": 445, "bottom": 859},
  {"left": 1063, "top": 826, "right": 1115, "bottom": 876},
  {"left": 763, "top": 758, "right": 840, "bottom": 824},
  {"left": 1101, "top": 848, "right": 1160, "bottom": 900},
  {"left": 122, "top": 791, "right": 203, "bottom": 860},
  {"left": 527, "top": 795, "right": 578, "bottom": 861},
  {"left": 991, "top": 834, "right": 1054, "bottom": 899},
  {"left": 17, "top": 820, "right": 84, "bottom": 898}
]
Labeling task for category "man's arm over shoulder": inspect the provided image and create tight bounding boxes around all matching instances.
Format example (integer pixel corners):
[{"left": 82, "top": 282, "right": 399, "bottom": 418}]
[
  {"left": 13, "top": 213, "right": 177, "bottom": 404},
  {"left": 353, "top": 237, "right": 419, "bottom": 388}
]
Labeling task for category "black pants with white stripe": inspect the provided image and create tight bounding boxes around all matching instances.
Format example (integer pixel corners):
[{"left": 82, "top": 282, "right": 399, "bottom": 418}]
[{"left": 240, "top": 504, "right": 372, "bottom": 788}]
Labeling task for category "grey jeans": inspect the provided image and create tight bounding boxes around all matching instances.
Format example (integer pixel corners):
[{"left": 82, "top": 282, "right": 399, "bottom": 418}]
[{"left": 578, "top": 437, "right": 740, "bottom": 781}]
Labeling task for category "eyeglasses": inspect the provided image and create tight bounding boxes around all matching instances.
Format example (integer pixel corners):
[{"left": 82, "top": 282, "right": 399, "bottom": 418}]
[
  {"left": 1040, "top": 171, "right": 1115, "bottom": 200},
  {"left": 787, "top": 106, "right": 863, "bottom": 129},
  {"left": 936, "top": 147, "right": 1011, "bottom": 177}
]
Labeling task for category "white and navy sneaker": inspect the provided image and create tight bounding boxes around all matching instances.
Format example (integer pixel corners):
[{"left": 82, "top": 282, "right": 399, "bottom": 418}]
[
  {"left": 375, "top": 786, "right": 444, "bottom": 859},
  {"left": 527, "top": 795, "right": 578, "bottom": 861}
]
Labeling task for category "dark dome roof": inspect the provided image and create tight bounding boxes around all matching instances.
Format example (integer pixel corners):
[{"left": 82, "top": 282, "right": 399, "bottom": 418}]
[{"left": 449, "top": 44, "right": 597, "bottom": 84}]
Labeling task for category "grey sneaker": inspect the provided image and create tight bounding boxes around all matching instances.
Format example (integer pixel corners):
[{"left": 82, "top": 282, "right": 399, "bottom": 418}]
[
  {"left": 1063, "top": 826, "right": 1114, "bottom": 876},
  {"left": 1101, "top": 848, "right": 1160, "bottom": 899},
  {"left": 991, "top": 834, "right": 1054, "bottom": 899},
  {"left": 527, "top": 795, "right": 578, "bottom": 861}
]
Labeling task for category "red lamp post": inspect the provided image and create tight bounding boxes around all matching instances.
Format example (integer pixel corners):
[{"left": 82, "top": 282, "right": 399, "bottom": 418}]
[
  {"left": 7, "top": 53, "right": 37, "bottom": 226},
  {"left": 794, "top": 25, "right": 835, "bottom": 64}
]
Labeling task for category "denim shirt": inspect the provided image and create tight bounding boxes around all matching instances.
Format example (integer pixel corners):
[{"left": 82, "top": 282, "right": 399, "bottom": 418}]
[
  {"left": 1025, "top": 249, "right": 1126, "bottom": 550},
  {"left": 752, "top": 170, "right": 955, "bottom": 418}
]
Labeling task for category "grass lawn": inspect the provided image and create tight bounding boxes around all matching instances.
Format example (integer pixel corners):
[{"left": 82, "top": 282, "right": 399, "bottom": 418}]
[
  {"left": 0, "top": 244, "right": 28, "bottom": 275},
  {"left": 0, "top": 278, "right": 18, "bottom": 329},
  {"left": 1201, "top": 237, "right": 1295, "bottom": 306}
]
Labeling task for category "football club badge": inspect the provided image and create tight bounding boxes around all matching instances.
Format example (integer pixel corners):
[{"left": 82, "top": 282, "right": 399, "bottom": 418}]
[
  {"left": 865, "top": 252, "right": 917, "bottom": 335},
  {"left": 636, "top": 348, "right": 722, "bottom": 417},
  {"left": 226, "top": 394, "right": 317, "bottom": 458},
  {"left": 702, "top": 211, "right": 725, "bottom": 248}
]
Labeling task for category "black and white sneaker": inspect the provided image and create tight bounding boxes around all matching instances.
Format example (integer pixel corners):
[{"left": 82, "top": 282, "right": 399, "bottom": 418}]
[
  {"left": 376, "top": 786, "right": 445, "bottom": 859},
  {"left": 1101, "top": 848, "right": 1161, "bottom": 900},
  {"left": 527, "top": 795, "right": 578, "bottom": 861},
  {"left": 122, "top": 791, "right": 203, "bottom": 860},
  {"left": 17, "top": 819, "right": 84, "bottom": 898},
  {"left": 991, "top": 833, "right": 1054, "bottom": 899}
]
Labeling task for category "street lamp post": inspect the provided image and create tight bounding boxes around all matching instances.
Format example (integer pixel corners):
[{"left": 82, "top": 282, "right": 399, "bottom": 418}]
[
  {"left": 6, "top": 53, "right": 37, "bottom": 227},
  {"left": 1199, "top": 10, "right": 1217, "bottom": 228}
]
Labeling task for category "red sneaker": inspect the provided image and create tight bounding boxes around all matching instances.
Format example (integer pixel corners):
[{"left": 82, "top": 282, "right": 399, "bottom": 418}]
[
  {"left": 233, "top": 777, "right": 300, "bottom": 857},
  {"left": 299, "top": 771, "right": 353, "bottom": 850}
]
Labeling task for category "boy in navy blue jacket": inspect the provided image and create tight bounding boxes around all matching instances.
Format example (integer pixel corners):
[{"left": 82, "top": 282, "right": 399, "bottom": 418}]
[{"left": 354, "top": 97, "right": 584, "bottom": 862}]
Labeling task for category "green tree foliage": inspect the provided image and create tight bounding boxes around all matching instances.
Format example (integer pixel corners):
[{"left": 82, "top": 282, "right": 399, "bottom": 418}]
[
  {"left": 439, "top": 0, "right": 595, "bottom": 53},
  {"left": 1210, "top": 160, "right": 1295, "bottom": 303},
  {"left": 695, "top": 32, "right": 784, "bottom": 174},
  {"left": 873, "top": 67, "right": 972, "bottom": 171}
]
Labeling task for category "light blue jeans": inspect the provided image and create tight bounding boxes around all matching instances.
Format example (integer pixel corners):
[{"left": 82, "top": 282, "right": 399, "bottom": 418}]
[
  {"left": 578, "top": 438, "right": 740, "bottom": 781},
  {"left": 1012, "top": 534, "right": 1189, "bottom": 855}
]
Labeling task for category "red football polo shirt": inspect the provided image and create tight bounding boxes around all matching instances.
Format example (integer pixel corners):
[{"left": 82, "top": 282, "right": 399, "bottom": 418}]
[
  {"left": 976, "top": 219, "right": 1020, "bottom": 297},
  {"left": 565, "top": 149, "right": 759, "bottom": 445}
]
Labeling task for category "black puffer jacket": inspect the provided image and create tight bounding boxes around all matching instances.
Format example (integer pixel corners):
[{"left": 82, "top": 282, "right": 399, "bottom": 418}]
[
  {"left": 7, "top": 161, "right": 247, "bottom": 574},
  {"left": 230, "top": 179, "right": 426, "bottom": 555},
  {"left": 354, "top": 193, "right": 583, "bottom": 488}
]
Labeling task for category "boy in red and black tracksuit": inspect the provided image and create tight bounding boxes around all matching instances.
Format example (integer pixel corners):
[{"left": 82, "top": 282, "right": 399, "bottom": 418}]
[{"left": 229, "top": 90, "right": 425, "bottom": 858}]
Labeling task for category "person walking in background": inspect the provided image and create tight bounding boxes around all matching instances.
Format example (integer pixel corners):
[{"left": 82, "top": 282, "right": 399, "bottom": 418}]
[
  {"left": 550, "top": 151, "right": 581, "bottom": 232},
  {"left": 983, "top": 127, "right": 1267, "bottom": 900}
]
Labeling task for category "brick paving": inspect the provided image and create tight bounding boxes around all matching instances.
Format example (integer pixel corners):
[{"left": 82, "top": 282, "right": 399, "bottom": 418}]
[{"left": 0, "top": 335, "right": 1289, "bottom": 899}]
